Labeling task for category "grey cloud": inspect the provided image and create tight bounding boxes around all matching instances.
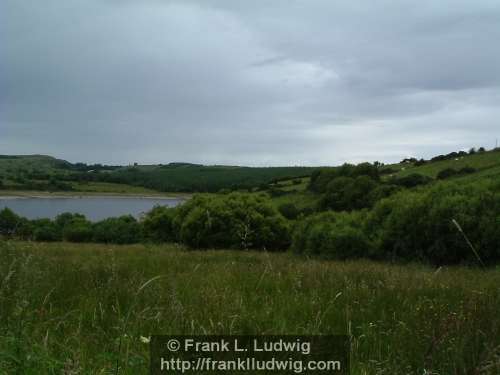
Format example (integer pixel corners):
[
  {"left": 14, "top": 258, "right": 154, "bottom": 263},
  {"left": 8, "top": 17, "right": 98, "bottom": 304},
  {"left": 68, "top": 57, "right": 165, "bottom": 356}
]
[{"left": 1, "top": 0, "right": 499, "bottom": 165}]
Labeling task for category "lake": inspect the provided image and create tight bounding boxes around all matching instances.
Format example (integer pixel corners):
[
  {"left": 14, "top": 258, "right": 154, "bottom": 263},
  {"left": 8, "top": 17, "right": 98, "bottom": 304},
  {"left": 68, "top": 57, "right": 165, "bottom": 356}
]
[{"left": 0, "top": 196, "right": 184, "bottom": 221}]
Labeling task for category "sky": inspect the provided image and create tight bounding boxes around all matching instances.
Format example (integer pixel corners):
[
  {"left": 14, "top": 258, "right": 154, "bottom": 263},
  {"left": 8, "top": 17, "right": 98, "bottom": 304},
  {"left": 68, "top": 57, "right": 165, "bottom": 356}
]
[{"left": 1, "top": 0, "right": 499, "bottom": 166}]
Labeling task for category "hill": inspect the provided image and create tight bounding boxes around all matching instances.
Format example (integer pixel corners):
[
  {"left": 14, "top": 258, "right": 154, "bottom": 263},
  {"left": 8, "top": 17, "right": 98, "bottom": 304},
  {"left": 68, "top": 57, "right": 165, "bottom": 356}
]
[{"left": 0, "top": 155, "right": 315, "bottom": 193}]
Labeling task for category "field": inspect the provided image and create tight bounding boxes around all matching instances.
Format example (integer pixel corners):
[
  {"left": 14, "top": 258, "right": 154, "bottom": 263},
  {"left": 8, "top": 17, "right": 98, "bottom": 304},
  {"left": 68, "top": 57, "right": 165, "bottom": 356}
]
[
  {"left": 1, "top": 241, "right": 499, "bottom": 374},
  {"left": 388, "top": 150, "right": 500, "bottom": 178}
]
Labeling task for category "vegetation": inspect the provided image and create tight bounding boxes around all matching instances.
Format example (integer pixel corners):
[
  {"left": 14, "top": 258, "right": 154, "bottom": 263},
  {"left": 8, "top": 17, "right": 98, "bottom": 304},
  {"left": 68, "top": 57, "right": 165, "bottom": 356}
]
[
  {"left": 2, "top": 148, "right": 500, "bottom": 266},
  {"left": 1, "top": 241, "right": 499, "bottom": 374},
  {"left": 389, "top": 147, "right": 500, "bottom": 178},
  {"left": 0, "top": 155, "right": 315, "bottom": 193},
  {"left": 1, "top": 148, "right": 500, "bottom": 373}
]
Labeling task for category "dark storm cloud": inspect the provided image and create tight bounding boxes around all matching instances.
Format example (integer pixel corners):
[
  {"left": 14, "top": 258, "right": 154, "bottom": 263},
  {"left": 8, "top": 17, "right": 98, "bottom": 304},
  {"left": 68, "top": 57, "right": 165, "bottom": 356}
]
[{"left": 1, "top": 0, "right": 499, "bottom": 165}]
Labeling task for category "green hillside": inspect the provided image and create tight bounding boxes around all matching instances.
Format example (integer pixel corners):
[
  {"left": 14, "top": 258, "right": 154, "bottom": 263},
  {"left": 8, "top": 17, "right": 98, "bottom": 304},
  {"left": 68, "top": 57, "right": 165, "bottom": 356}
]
[
  {"left": 0, "top": 155, "right": 315, "bottom": 194},
  {"left": 387, "top": 149, "right": 500, "bottom": 179}
]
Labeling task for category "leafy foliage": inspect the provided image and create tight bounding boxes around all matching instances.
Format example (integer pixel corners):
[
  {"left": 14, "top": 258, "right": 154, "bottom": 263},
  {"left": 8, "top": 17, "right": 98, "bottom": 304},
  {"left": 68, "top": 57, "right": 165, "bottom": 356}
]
[
  {"left": 92, "top": 215, "right": 142, "bottom": 244},
  {"left": 292, "top": 211, "right": 373, "bottom": 260},
  {"left": 366, "top": 183, "right": 500, "bottom": 265},
  {"left": 175, "top": 193, "right": 290, "bottom": 250}
]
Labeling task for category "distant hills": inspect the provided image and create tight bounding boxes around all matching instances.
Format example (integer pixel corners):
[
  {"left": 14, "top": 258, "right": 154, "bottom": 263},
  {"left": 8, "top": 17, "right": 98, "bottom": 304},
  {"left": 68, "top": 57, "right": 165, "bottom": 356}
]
[{"left": 1, "top": 148, "right": 499, "bottom": 193}]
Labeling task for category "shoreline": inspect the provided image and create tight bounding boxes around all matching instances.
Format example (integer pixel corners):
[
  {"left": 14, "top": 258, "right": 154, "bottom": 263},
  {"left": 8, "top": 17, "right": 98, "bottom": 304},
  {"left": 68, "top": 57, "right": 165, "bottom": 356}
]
[{"left": 0, "top": 190, "right": 191, "bottom": 199}]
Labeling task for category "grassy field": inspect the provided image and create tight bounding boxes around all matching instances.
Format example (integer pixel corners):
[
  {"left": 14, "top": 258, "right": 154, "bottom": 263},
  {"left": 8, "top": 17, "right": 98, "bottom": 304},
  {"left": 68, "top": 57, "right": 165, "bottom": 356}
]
[
  {"left": 388, "top": 150, "right": 500, "bottom": 178},
  {"left": 1, "top": 241, "right": 499, "bottom": 374}
]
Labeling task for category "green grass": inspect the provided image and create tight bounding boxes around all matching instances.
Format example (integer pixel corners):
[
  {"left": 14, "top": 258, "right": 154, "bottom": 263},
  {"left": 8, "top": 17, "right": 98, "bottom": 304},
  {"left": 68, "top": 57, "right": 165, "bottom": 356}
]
[
  {"left": 0, "top": 155, "right": 67, "bottom": 175},
  {"left": 272, "top": 177, "right": 310, "bottom": 192},
  {"left": 68, "top": 181, "right": 175, "bottom": 195},
  {"left": 1, "top": 241, "right": 499, "bottom": 374},
  {"left": 389, "top": 150, "right": 500, "bottom": 178}
]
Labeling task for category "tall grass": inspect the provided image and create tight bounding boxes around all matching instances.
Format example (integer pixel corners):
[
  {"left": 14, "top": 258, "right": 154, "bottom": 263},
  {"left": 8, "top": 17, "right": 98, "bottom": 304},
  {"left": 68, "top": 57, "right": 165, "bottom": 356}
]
[{"left": 0, "top": 240, "right": 499, "bottom": 374}]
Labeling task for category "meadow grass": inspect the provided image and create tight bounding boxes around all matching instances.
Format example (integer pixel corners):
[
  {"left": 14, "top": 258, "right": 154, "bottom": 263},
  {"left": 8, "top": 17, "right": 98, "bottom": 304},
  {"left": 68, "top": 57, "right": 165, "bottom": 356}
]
[
  {"left": 390, "top": 150, "right": 500, "bottom": 178},
  {"left": 0, "top": 241, "right": 499, "bottom": 374}
]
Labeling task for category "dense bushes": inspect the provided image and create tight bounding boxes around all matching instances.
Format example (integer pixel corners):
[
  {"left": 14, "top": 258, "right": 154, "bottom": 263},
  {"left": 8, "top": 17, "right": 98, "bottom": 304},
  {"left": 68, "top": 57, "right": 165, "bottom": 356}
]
[
  {"left": 390, "top": 173, "right": 432, "bottom": 188},
  {"left": 318, "top": 175, "right": 379, "bottom": 211},
  {"left": 0, "top": 208, "right": 21, "bottom": 236},
  {"left": 309, "top": 163, "right": 380, "bottom": 193},
  {"left": 309, "top": 163, "right": 413, "bottom": 212},
  {"left": 2, "top": 179, "right": 499, "bottom": 265},
  {"left": 141, "top": 205, "right": 177, "bottom": 242},
  {"left": 1, "top": 193, "right": 291, "bottom": 251},
  {"left": 292, "top": 211, "right": 372, "bottom": 260},
  {"left": 278, "top": 203, "right": 301, "bottom": 220},
  {"left": 92, "top": 216, "right": 141, "bottom": 244},
  {"left": 32, "top": 219, "right": 60, "bottom": 241},
  {"left": 0, "top": 210, "right": 141, "bottom": 244},
  {"left": 174, "top": 193, "right": 290, "bottom": 250},
  {"left": 292, "top": 182, "right": 500, "bottom": 265},
  {"left": 366, "top": 183, "right": 500, "bottom": 265},
  {"left": 436, "top": 166, "right": 477, "bottom": 180},
  {"left": 142, "top": 193, "right": 291, "bottom": 250}
]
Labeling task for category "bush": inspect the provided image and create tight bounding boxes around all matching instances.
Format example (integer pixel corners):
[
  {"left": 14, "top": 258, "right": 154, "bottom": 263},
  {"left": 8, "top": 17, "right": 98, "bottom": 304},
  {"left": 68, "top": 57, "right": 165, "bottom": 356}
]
[
  {"left": 55, "top": 212, "right": 86, "bottom": 228},
  {"left": 437, "top": 167, "right": 477, "bottom": 180},
  {"left": 367, "top": 184, "right": 401, "bottom": 202},
  {"left": 176, "top": 193, "right": 290, "bottom": 250},
  {"left": 437, "top": 168, "right": 459, "bottom": 180},
  {"left": 318, "top": 176, "right": 378, "bottom": 211},
  {"left": 459, "top": 166, "right": 476, "bottom": 174},
  {"left": 93, "top": 215, "right": 142, "bottom": 244},
  {"left": 292, "top": 211, "right": 373, "bottom": 260},
  {"left": 63, "top": 218, "right": 93, "bottom": 242},
  {"left": 366, "top": 183, "right": 500, "bottom": 265},
  {"left": 278, "top": 203, "right": 300, "bottom": 220},
  {"left": 142, "top": 205, "right": 177, "bottom": 242},
  {"left": 391, "top": 173, "right": 432, "bottom": 188},
  {"left": 50, "top": 213, "right": 93, "bottom": 242},
  {"left": 0, "top": 208, "right": 21, "bottom": 236},
  {"left": 32, "top": 219, "right": 61, "bottom": 242},
  {"left": 309, "top": 163, "right": 380, "bottom": 193}
]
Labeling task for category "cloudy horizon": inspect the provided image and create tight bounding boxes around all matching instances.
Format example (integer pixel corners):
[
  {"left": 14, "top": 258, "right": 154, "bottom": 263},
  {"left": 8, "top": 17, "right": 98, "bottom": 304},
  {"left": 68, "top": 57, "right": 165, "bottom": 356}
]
[{"left": 1, "top": 0, "right": 499, "bottom": 166}]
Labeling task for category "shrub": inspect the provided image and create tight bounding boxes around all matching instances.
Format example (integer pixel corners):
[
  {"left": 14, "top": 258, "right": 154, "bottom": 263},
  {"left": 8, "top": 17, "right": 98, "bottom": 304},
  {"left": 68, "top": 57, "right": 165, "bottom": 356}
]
[
  {"left": 292, "top": 211, "right": 373, "bottom": 260},
  {"left": 63, "top": 218, "right": 93, "bottom": 242},
  {"left": 32, "top": 219, "right": 61, "bottom": 242},
  {"left": 0, "top": 208, "right": 21, "bottom": 236},
  {"left": 318, "top": 176, "right": 378, "bottom": 211},
  {"left": 366, "top": 183, "right": 500, "bottom": 265},
  {"left": 309, "top": 163, "right": 380, "bottom": 193},
  {"left": 93, "top": 215, "right": 142, "bottom": 244},
  {"left": 278, "top": 203, "right": 300, "bottom": 220},
  {"left": 55, "top": 212, "right": 86, "bottom": 228},
  {"left": 52, "top": 213, "right": 93, "bottom": 242},
  {"left": 437, "top": 167, "right": 477, "bottom": 180},
  {"left": 142, "top": 205, "right": 177, "bottom": 242},
  {"left": 437, "top": 168, "right": 458, "bottom": 180},
  {"left": 176, "top": 193, "right": 290, "bottom": 250},
  {"left": 458, "top": 166, "right": 476, "bottom": 175},
  {"left": 391, "top": 173, "right": 432, "bottom": 188},
  {"left": 367, "top": 184, "right": 401, "bottom": 202},
  {"left": 267, "top": 187, "right": 290, "bottom": 197}
]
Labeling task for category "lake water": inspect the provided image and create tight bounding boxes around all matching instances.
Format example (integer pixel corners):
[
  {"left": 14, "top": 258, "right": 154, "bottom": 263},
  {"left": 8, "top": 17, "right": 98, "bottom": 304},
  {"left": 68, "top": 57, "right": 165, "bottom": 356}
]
[{"left": 0, "top": 196, "right": 184, "bottom": 221}]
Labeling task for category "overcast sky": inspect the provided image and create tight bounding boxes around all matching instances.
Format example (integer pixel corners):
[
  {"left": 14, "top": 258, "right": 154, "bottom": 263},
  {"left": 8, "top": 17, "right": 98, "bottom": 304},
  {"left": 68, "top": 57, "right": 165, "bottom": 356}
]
[{"left": 1, "top": 1, "right": 499, "bottom": 166}]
